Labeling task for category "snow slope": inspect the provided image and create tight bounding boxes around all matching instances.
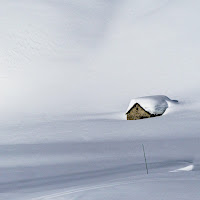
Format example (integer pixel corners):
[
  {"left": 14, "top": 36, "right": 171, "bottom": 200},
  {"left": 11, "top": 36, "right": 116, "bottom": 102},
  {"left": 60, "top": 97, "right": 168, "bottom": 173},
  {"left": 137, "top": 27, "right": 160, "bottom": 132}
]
[
  {"left": 0, "top": 0, "right": 200, "bottom": 200},
  {"left": 0, "top": 0, "right": 200, "bottom": 116}
]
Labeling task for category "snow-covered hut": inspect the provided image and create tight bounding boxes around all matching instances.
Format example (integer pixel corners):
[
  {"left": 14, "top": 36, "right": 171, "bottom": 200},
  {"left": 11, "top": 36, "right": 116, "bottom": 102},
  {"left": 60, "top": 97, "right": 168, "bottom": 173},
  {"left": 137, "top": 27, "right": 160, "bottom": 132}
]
[{"left": 126, "top": 95, "right": 178, "bottom": 120}]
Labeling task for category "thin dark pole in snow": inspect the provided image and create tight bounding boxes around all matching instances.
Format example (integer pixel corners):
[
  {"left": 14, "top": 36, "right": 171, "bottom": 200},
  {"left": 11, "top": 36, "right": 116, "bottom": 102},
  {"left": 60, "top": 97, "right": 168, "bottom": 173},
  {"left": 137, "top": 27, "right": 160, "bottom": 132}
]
[{"left": 142, "top": 144, "right": 149, "bottom": 174}]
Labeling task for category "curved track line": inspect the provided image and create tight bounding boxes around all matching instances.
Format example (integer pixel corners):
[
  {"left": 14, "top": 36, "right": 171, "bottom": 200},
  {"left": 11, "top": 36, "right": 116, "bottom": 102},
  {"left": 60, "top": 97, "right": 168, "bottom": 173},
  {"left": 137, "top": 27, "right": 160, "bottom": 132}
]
[{"left": 31, "top": 180, "right": 134, "bottom": 200}]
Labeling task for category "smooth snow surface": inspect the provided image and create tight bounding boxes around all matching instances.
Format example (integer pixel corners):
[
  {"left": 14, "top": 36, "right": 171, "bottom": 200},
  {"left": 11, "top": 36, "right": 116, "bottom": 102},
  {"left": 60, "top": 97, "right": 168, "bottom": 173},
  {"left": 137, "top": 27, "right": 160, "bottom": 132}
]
[
  {"left": 1, "top": 101, "right": 200, "bottom": 200},
  {"left": 126, "top": 95, "right": 178, "bottom": 115},
  {"left": 0, "top": 0, "right": 200, "bottom": 200},
  {"left": 0, "top": 0, "right": 200, "bottom": 117}
]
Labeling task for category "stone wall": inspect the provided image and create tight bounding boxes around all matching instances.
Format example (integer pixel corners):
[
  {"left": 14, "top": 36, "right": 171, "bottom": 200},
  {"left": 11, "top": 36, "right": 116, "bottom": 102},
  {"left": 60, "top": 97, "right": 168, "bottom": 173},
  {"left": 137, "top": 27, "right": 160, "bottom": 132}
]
[{"left": 127, "top": 103, "right": 152, "bottom": 120}]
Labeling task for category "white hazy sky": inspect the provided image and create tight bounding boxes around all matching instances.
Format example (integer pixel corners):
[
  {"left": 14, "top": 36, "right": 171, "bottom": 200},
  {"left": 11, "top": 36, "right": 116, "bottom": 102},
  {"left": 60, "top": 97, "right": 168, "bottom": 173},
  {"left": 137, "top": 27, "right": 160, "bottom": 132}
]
[{"left": 0, "top": 0, "right": 200, "bottom": 117}]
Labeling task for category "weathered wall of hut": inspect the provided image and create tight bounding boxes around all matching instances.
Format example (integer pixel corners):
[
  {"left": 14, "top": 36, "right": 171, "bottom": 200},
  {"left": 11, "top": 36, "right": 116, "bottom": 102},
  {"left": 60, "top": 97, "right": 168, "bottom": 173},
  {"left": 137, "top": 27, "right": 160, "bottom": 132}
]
[{"left": 127, "top": 104, "right": 151, "bottom": 120}]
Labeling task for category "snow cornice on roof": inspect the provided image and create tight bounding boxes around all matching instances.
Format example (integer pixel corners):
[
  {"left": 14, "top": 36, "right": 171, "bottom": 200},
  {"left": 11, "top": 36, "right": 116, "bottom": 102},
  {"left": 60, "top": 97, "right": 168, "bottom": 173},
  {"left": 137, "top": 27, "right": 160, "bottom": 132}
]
[{"left": 126, "top": 95, "right": 178, "bottom": 115}]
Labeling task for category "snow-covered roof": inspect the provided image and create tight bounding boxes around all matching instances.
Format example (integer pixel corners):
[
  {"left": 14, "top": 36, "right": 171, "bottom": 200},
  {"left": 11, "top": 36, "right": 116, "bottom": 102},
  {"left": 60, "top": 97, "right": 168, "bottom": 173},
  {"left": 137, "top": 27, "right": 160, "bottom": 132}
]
[{"left": 126, "top": 95, "right": 178, "bottom": 115}]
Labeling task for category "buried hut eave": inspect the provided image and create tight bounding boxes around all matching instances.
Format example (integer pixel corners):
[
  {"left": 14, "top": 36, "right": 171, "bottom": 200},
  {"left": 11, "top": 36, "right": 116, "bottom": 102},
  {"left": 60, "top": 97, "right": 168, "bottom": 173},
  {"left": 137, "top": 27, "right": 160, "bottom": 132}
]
[{"left": 126, "top": 103, "right": 152, "bottom": 115}]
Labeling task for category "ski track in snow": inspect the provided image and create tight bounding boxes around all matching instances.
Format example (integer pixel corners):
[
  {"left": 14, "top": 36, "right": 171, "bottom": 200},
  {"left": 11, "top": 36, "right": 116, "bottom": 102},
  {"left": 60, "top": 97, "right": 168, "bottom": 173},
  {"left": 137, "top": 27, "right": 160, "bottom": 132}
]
[{"left": 31, "top": 181, "right": 138, "bottom": 200}]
